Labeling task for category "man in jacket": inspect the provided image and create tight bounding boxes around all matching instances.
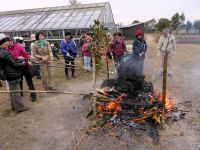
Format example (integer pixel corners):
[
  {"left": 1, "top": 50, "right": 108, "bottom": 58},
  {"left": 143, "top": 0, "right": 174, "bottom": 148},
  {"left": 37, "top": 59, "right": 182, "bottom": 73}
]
[
  {"left": 110, "top": 32, "right": 127, "bottom": 68},
  {"left": 157, "top": 28, "right": 176, "bottom": 78},
  {"left": 31, "top": 32, "right": 55, "bottom": 90},
  {"left": 60, "top": 32, "right": 77, "bottom": 79},
  {"left": 0, "top": 33, "right": 28, "bottom": 113},
  {"left": 7, "top": 39, "right": 37, "bottom": 101}
]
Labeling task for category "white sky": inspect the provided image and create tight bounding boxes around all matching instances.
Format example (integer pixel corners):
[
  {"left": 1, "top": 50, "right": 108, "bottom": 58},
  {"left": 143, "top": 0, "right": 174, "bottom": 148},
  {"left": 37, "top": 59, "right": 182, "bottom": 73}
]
[{"left": 0, "top": 0, "right": 199, "bottom": 25}]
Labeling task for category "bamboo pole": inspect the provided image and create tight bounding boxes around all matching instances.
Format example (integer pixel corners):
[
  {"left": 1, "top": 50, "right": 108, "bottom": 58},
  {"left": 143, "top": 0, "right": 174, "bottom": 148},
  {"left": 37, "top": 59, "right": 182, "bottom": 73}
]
[
  {"left": 161, "top": 53, "right": 168, "bottom": 126},
  {"left": 0, "top": 90, "right": 88, "bottom": 95},
  {"left": 161, "top": 33, "right": 171, "bottom": 127},
  {"left": 106, "top": 47, "right": 110, "bottom": 79},
  {"left": 92, "top": 54, "right": 97, "bottom": 116}
]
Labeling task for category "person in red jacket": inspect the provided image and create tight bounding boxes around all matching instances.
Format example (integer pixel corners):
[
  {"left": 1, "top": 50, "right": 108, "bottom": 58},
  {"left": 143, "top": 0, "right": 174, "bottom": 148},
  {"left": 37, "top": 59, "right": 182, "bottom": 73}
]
[
  {"left": 81, "top": 36, "right": 92, "bottom": 71},
  {"left": 7, "top": 39, "right": 37, "bottom": 102},
  {"left": 110, "top": 32, "right": 127, "bottom": 68}
]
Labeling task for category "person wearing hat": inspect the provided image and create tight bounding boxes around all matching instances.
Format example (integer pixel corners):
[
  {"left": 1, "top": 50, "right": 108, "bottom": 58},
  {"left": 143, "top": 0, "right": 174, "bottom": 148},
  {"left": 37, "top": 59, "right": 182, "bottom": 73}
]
[
  {"left": 30, "top": 34, "right": 41, "bottom": 79},
  {"left": 13, "top": 36, "right": 25, "bottom": 49},
  {"left": 7, "top": 38, "right": 37, "bottom": 102},
  {"left": 31, "top": 32, "right": 55, "bottom": 90},
  {"left": 157, "top": 28, "right": 176, "bottom": 78},
  {"left": 60, "top": 32, "right": 78, "bottom": 79},
  {"left": 0, "top": 33, "right": 29, "bottom": 113},
  {"left": 132, "top": 29, "right": 147, "bottom": 76}
]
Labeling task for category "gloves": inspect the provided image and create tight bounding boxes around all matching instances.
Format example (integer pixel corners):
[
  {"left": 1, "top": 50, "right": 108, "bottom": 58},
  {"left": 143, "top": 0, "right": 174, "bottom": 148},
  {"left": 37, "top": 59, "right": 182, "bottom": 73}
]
[{"left": 66, "top": 53, "right": 70, "bottom": 57}]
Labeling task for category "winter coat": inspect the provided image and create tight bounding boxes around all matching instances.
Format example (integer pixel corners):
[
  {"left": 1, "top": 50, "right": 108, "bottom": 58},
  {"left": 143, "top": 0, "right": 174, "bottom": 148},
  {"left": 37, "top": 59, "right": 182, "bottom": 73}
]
[
  {"left": 110, "top": 39, "right": 127, "bottom": 56},
  {"left": 60, "top": 39, "right": 77, "bottom": 60},
  {"left": 7, "top": 43, "right": 30, "bottom": 62},
  {"left": 132, "top": 38, "right": 147, "bottom": 59},
  {"left": 31, "top": 40, "right": 53, "bottom": 64},
  {"left": 81, "top": 43, "right": 90, "bottom": 56},
  {"left": 157, "top": 35, "right": 176, "bottom": 55},
  {"left": 0, "top": 48, "right": 27, "bottom": 81}
]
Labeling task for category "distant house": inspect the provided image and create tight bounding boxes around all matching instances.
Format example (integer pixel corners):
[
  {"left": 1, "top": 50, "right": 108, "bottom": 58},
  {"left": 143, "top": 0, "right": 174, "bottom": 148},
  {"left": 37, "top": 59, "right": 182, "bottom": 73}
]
[
  {"left": 119, "top": 23, "right": 145, "bottom": 40},
  {"left": 119, "top": 19, "right": 156, "bottom": 40}
]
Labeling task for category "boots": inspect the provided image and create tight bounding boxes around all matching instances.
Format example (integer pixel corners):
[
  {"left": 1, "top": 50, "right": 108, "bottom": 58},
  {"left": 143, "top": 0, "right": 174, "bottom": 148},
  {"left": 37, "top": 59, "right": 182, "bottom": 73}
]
[{"left": 31, "top": 93, "right": 37, "bottom": 102}]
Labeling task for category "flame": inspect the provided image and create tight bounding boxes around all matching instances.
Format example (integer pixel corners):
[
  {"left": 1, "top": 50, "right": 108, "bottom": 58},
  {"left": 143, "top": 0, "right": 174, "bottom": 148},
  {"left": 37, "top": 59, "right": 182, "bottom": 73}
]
[
  {"left": 154, "top": 90, "right": 176, "bottom": 111},
  {"left": 165, "top": 94, "right": 176, "bottom": 111},
  {"left": 105, "top": 100, "right": 116, "bottom": 110},
  {"left": 96, "top": 94, "right": 123, "bottom": 114}
]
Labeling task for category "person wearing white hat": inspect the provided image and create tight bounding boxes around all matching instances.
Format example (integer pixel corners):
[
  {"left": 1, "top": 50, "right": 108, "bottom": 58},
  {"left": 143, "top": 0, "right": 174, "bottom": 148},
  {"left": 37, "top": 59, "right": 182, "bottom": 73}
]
[
  {"left": 13, "top": 36, "right": 25, "bottom": 48},
  {"left": 0, "top": 33, "right": 29, "bottom": 113}
]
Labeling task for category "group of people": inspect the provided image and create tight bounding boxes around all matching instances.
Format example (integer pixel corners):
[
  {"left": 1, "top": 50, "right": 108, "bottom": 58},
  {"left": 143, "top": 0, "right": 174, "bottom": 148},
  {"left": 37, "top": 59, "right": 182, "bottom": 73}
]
[
  {"left": 0, "top": 28, "right": 175, "bottom": 113},
  {"left": 0, "top": 31, "right": 57, "bottom": 113}
]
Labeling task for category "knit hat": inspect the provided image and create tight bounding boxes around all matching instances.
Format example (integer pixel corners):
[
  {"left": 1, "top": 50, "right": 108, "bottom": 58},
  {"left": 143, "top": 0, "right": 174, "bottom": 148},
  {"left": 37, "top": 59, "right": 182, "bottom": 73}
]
[
  {"left": 135, "top": 29, "right": 144, "bottom": 37},
  {"left": 0, "top": 33, "right": 9, "bottom": 42},
  {"left": 0, "top": 33, "right": 9, "bottom": 45}
]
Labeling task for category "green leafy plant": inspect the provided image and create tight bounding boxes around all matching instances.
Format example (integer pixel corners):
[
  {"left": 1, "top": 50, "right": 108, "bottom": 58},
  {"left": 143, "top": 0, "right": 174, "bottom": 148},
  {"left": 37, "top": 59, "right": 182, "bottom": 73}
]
[{"left": 87, "top": 20, "right": 110, "bottom": 70}]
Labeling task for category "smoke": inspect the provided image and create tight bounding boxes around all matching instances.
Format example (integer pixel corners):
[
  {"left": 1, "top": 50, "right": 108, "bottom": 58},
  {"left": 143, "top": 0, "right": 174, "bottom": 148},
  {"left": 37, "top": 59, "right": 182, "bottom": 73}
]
[
  {"left": 117, "top": 54, "right": 145, "bottom": 82},
  {"left": 101, "top": 54, "right": 153, "bottom": 97}
]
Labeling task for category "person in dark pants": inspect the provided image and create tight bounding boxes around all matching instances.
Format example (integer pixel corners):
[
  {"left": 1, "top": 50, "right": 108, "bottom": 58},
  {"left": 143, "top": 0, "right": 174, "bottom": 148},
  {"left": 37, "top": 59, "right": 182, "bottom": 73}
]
[
  {"left": 30, "top": 34, "right": 41, "bottom": 79},
  {"left": 132, "top": 29, "right": 147, "bottom": 76},
  {"left": 110, "top": 32, "right": 127, "bottom": 69},
  {"left": 0, "top": 33, "right": 29, "bottom": 113},
  {"left": 7, "top": 39, "right": 37, "bottom": 102},
  {"left": 60, "top": 32, "right": 77, "bottom": 79},
  {"left": 51, "top": 44, "right": 60, "bottom": 60}
]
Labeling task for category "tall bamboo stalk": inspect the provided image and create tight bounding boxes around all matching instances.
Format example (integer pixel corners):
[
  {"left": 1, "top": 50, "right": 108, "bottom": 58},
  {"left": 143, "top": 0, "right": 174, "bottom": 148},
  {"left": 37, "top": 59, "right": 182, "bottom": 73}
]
[
  {"left": 106, "top": 47, "right": 109, "bottom": 79},
  {"left": 92, "top": 54, "right": 97, "bottom": 116},
  {"left": 161, "top": 53, "right": 168, "bottom": 126}
]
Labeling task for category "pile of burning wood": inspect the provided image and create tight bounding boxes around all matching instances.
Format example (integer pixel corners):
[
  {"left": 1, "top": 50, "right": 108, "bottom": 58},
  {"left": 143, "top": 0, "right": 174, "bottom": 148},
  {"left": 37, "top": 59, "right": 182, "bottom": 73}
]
[{"left": 95, "top": 56, "right": 185, "bottom": 128}]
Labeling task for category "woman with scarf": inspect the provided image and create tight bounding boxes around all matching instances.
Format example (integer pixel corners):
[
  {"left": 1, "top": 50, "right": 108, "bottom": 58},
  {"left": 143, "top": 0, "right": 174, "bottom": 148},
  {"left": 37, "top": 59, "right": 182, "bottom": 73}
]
[{"left": 31, "top": 32, "right": 55, "bottom": 90}]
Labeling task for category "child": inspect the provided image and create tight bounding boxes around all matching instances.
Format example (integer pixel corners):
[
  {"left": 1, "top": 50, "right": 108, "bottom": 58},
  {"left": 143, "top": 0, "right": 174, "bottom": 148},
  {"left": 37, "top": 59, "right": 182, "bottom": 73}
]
[
  {"left": 81, "top": 37, "right": 92, "bottom": 71},
  {"left": 132, "top": 29, "right": 147, "bottom": 76}
]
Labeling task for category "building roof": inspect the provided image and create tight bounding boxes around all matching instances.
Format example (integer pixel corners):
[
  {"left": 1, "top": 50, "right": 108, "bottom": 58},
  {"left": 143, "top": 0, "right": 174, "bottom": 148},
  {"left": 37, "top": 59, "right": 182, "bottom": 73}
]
[
  {"left": 119, "top": 22, "right": 146, "bottom": 29},
  {"left": 0, "top": 2, "right": 115, "bottom": 32}
]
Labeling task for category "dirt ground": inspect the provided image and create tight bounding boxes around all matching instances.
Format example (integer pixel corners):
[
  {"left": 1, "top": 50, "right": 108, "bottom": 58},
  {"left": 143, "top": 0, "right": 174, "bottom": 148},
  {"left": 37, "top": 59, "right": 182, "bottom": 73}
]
[{"left": 0, "top": 34, "right": 200, "bottom": 150}]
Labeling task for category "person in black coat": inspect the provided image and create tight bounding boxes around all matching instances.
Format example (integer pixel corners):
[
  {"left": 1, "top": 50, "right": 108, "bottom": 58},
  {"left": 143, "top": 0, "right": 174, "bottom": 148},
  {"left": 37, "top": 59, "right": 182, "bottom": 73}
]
[
  {"left": 132, "top": 29, "right": 147, "bottom": 76},
  {"left": 0, "top": 33, "right": 29, "bottom": 113}
]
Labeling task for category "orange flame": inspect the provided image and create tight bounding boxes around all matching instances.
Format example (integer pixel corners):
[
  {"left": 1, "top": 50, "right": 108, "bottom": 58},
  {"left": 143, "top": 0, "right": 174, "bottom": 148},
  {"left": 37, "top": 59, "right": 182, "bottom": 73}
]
[{"left": 154, "top": 90, "right": 176, "bottom": 111}]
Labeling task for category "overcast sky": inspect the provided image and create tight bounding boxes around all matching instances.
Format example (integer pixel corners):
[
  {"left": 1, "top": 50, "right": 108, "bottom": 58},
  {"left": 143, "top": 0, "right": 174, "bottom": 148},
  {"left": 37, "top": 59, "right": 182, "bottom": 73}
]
[{"left": 0, "top": 0, "right": 199, "bottom": 25}]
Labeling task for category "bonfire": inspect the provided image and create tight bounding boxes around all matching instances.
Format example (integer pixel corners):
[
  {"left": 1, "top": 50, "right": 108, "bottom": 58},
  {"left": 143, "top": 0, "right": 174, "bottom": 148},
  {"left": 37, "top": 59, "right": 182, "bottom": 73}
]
[{"left": 92, "top": 55, "right": 185, "bottom": 144}]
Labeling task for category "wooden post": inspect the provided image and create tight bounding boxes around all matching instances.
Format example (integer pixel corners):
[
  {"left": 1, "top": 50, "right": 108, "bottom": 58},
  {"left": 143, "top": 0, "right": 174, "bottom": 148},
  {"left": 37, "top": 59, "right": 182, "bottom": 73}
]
[
  {"left": 161, "top": 53, "right": 168, "bottom": 126},
  {"left": 92, "top": 54, "right": 97, "bottom": 116}
]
